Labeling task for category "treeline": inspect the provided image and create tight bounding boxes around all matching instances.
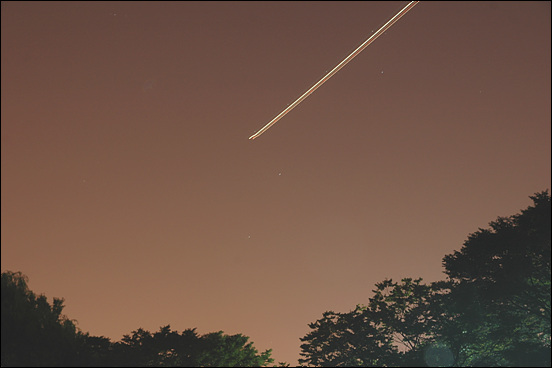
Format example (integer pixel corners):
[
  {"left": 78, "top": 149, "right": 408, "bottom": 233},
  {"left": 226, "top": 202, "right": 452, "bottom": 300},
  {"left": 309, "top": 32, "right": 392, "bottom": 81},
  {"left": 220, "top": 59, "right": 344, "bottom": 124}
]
[
  {"left": 1, "top": 274, "right": 273, "bottom": 367},
  {"left": 2, "top": 191, "right": 550, "bottom": 367},
  {"left": 299, "top": 191, "right": 551, "bottom": 367}
]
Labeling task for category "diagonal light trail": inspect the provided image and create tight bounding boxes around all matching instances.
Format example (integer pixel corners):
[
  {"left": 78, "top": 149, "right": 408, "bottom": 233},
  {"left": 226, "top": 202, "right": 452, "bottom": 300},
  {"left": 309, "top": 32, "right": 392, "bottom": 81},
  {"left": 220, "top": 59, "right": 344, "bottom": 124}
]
[{"left": 248, "top": 1, "right": 419, "bottom": 140}]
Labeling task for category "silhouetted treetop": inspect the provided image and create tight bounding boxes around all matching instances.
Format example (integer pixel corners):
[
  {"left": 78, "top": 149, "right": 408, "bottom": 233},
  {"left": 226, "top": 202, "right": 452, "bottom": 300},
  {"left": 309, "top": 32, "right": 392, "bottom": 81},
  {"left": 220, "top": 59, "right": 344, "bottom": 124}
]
[
  {"left": 300, "top": 190, "right": 551, "bottom": 367},
  {"left": 1, "top": 271, "right": 80, "bottom": 366},
  {"left": 1, "top": 271, "right": 274, "bottom": 367}
]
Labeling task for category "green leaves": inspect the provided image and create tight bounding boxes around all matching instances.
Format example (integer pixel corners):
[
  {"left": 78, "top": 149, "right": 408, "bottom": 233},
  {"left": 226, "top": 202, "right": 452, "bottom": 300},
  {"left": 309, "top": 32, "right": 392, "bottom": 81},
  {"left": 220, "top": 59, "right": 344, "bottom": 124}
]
[
  {"left": 441, "top": 190, "right": 551, "bottom": 366},
  {"left": 1, "top": 272, "right": 274, "bottom": 367},
  {"left": 300, "top": 191, "right": 551, "bottom": 367},
  {"left": 111, "top": 326, "right": 274, "bottom": 367},
  {"left": 299, "top": 309, "right": 395, "bottom": 367},
  {"left": 3, "top": 191, "right": 550, "bottom": 367},
  {"left": 299, "top": 279, "right": 443, "bottom": 366},
  {"left": 195, "top": 331, "right": 273, "bottom": 367}
]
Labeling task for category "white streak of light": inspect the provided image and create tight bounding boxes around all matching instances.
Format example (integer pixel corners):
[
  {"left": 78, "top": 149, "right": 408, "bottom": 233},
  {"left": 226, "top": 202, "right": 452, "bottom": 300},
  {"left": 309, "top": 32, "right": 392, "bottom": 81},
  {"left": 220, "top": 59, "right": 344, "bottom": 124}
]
[{"left": 248, "top": 1, "right": 419, "bottom": 140}]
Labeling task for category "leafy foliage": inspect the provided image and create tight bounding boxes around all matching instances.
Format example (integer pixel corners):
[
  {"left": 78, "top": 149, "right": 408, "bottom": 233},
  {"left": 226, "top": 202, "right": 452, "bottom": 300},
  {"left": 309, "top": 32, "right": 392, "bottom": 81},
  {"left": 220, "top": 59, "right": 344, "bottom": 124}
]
[
  {"left": 111, "top": 326, "right": 274, "bottom": 367},
  {"left": 3, "top": 190, "right": 549, "bottom": 366},
  {"left": 1, "top": 271, "right": 81, "bottom": 366},
  {"left": 300, "top": 191, "right": 551, "bottom": 367},
  {"left": 442, "top": 191, "right": 551, "bottom": 366},
  {"left": 299, "top": 309, "right": 396, "bottom": 367},
  {"left": 1, "top": 272, "right": 273, "bottom": 367},
  {"left": 299, "top": 278, "right": 450, "bottom": 367}
]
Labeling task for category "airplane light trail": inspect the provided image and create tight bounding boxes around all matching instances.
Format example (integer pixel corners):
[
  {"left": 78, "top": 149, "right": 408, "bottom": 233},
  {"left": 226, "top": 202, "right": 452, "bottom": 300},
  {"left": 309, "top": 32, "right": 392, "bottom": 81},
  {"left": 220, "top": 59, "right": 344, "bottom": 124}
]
[{"left": 248, "top": 1, "right": 419, "bottom": 140}]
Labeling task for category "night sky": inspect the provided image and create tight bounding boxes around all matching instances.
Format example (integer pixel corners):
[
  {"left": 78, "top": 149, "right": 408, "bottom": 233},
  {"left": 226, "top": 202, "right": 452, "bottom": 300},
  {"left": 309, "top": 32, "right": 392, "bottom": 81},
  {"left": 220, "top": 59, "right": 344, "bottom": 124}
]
[{"left": 1, "top": 1, "right": 550, "bottom": 364}]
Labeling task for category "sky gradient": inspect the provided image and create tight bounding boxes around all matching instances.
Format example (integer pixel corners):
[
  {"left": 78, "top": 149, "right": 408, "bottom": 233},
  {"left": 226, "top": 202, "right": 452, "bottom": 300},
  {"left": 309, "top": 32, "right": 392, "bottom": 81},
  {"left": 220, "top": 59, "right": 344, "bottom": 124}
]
[{"left": 2, "top": 1, "right": 550, "bottom": 364}]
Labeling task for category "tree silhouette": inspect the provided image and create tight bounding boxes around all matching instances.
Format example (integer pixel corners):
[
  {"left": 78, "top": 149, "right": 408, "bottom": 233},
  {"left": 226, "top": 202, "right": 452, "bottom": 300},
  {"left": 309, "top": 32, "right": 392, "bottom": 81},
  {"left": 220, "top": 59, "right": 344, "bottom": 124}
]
[
  {"left": 300, "top": 191, "right": 551, "bottom": 367},
  {"left": 110, "top": 325, "right": 274, "bottom": 367},
  {"left": 196, "top": 330, "right": 273, "bottom": 367},
  {"left": 75, "top": 334, "right": 114, "bottom": 367},
  {"left": 3, "top": 190, "right": 549, "bottom": 366},
  {"left": 442, "top": 190, "right": 551, "bottom": 366},
  {"left": 299, "top": 309, "right": 396, "bottom": 367},
  {"left": 1, "top": 271, "right": 80, "bottom": 366},
  {"left": 299, "top": 278, "right": 449, "bottom": 367},
  {"left": 1, "top": 272, "right": 274, "bottom": 367}
]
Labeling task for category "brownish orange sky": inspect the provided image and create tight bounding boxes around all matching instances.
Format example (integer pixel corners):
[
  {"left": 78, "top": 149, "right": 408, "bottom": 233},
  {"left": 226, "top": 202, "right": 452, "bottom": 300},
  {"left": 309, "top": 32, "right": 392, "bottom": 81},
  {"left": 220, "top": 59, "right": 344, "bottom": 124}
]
[{"left": 2, "top": 1, "right": 550, "bottom": 364}]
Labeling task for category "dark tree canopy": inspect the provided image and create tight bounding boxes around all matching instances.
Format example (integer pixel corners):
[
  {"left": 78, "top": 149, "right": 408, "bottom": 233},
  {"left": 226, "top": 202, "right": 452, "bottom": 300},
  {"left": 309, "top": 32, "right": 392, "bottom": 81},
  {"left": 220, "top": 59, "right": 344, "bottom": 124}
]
[
  {"left": 442, "top": 190, "right": 551, "bottom": 366},
  {"left": 300, "top": 191, "right": 551, "bottom": 367},
  {"left": 1, "top": 271, "right": 274, "bottom": 367},
  {"left": 3, "top": 191, "right": 550, "bottom": 367},
  {"left": 299, "top": 309, "right": 396, "bottom": 367},
  {"left": 110, "top": 325, "right": 274, "bottom": 367},
  {"left": 1, "top": 271, "right": 81, "bottom": 367},
  {"left": 299, "top": 278, "right": 451, "bottom": 367},
  {"left": 443, "top": 191, "right": 550, "bottom": 322}
]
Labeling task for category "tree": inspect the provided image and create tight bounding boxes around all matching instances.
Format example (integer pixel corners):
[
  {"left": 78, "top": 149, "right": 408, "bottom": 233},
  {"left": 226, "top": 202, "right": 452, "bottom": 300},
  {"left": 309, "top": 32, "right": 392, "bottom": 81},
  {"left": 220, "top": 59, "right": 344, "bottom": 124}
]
[
  {"left": 300, "top": 190, "right": 551, "bottom": 367},
  {"left": 443, "top": 191, "right": 550, "bottom": 324},
  {"left": 2, "top": 271, "right": 274, "bottom": 367},
  {"left": 1, "top": 271, "right": 81, "bottom": 366},
  {"left": 299, "top": 278, "right": 447, "bottom": 367},
  {"left": 196, "top": 331, "right": 274, "bottom": 367},
  {"left": 74, "top": 333, "right": 114, "bottom": 367},
  {"left": 366, "top": 278, "right": 450, "bottom": 366},
  {"left": 442, "top": 190, "right": 551, "bottom": 366},
  {"left": 111, "top": 325, "right": 274, "bottom": 367},
  {"left": 299, "top": 309, "right": 397, "bottom": 367}
]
